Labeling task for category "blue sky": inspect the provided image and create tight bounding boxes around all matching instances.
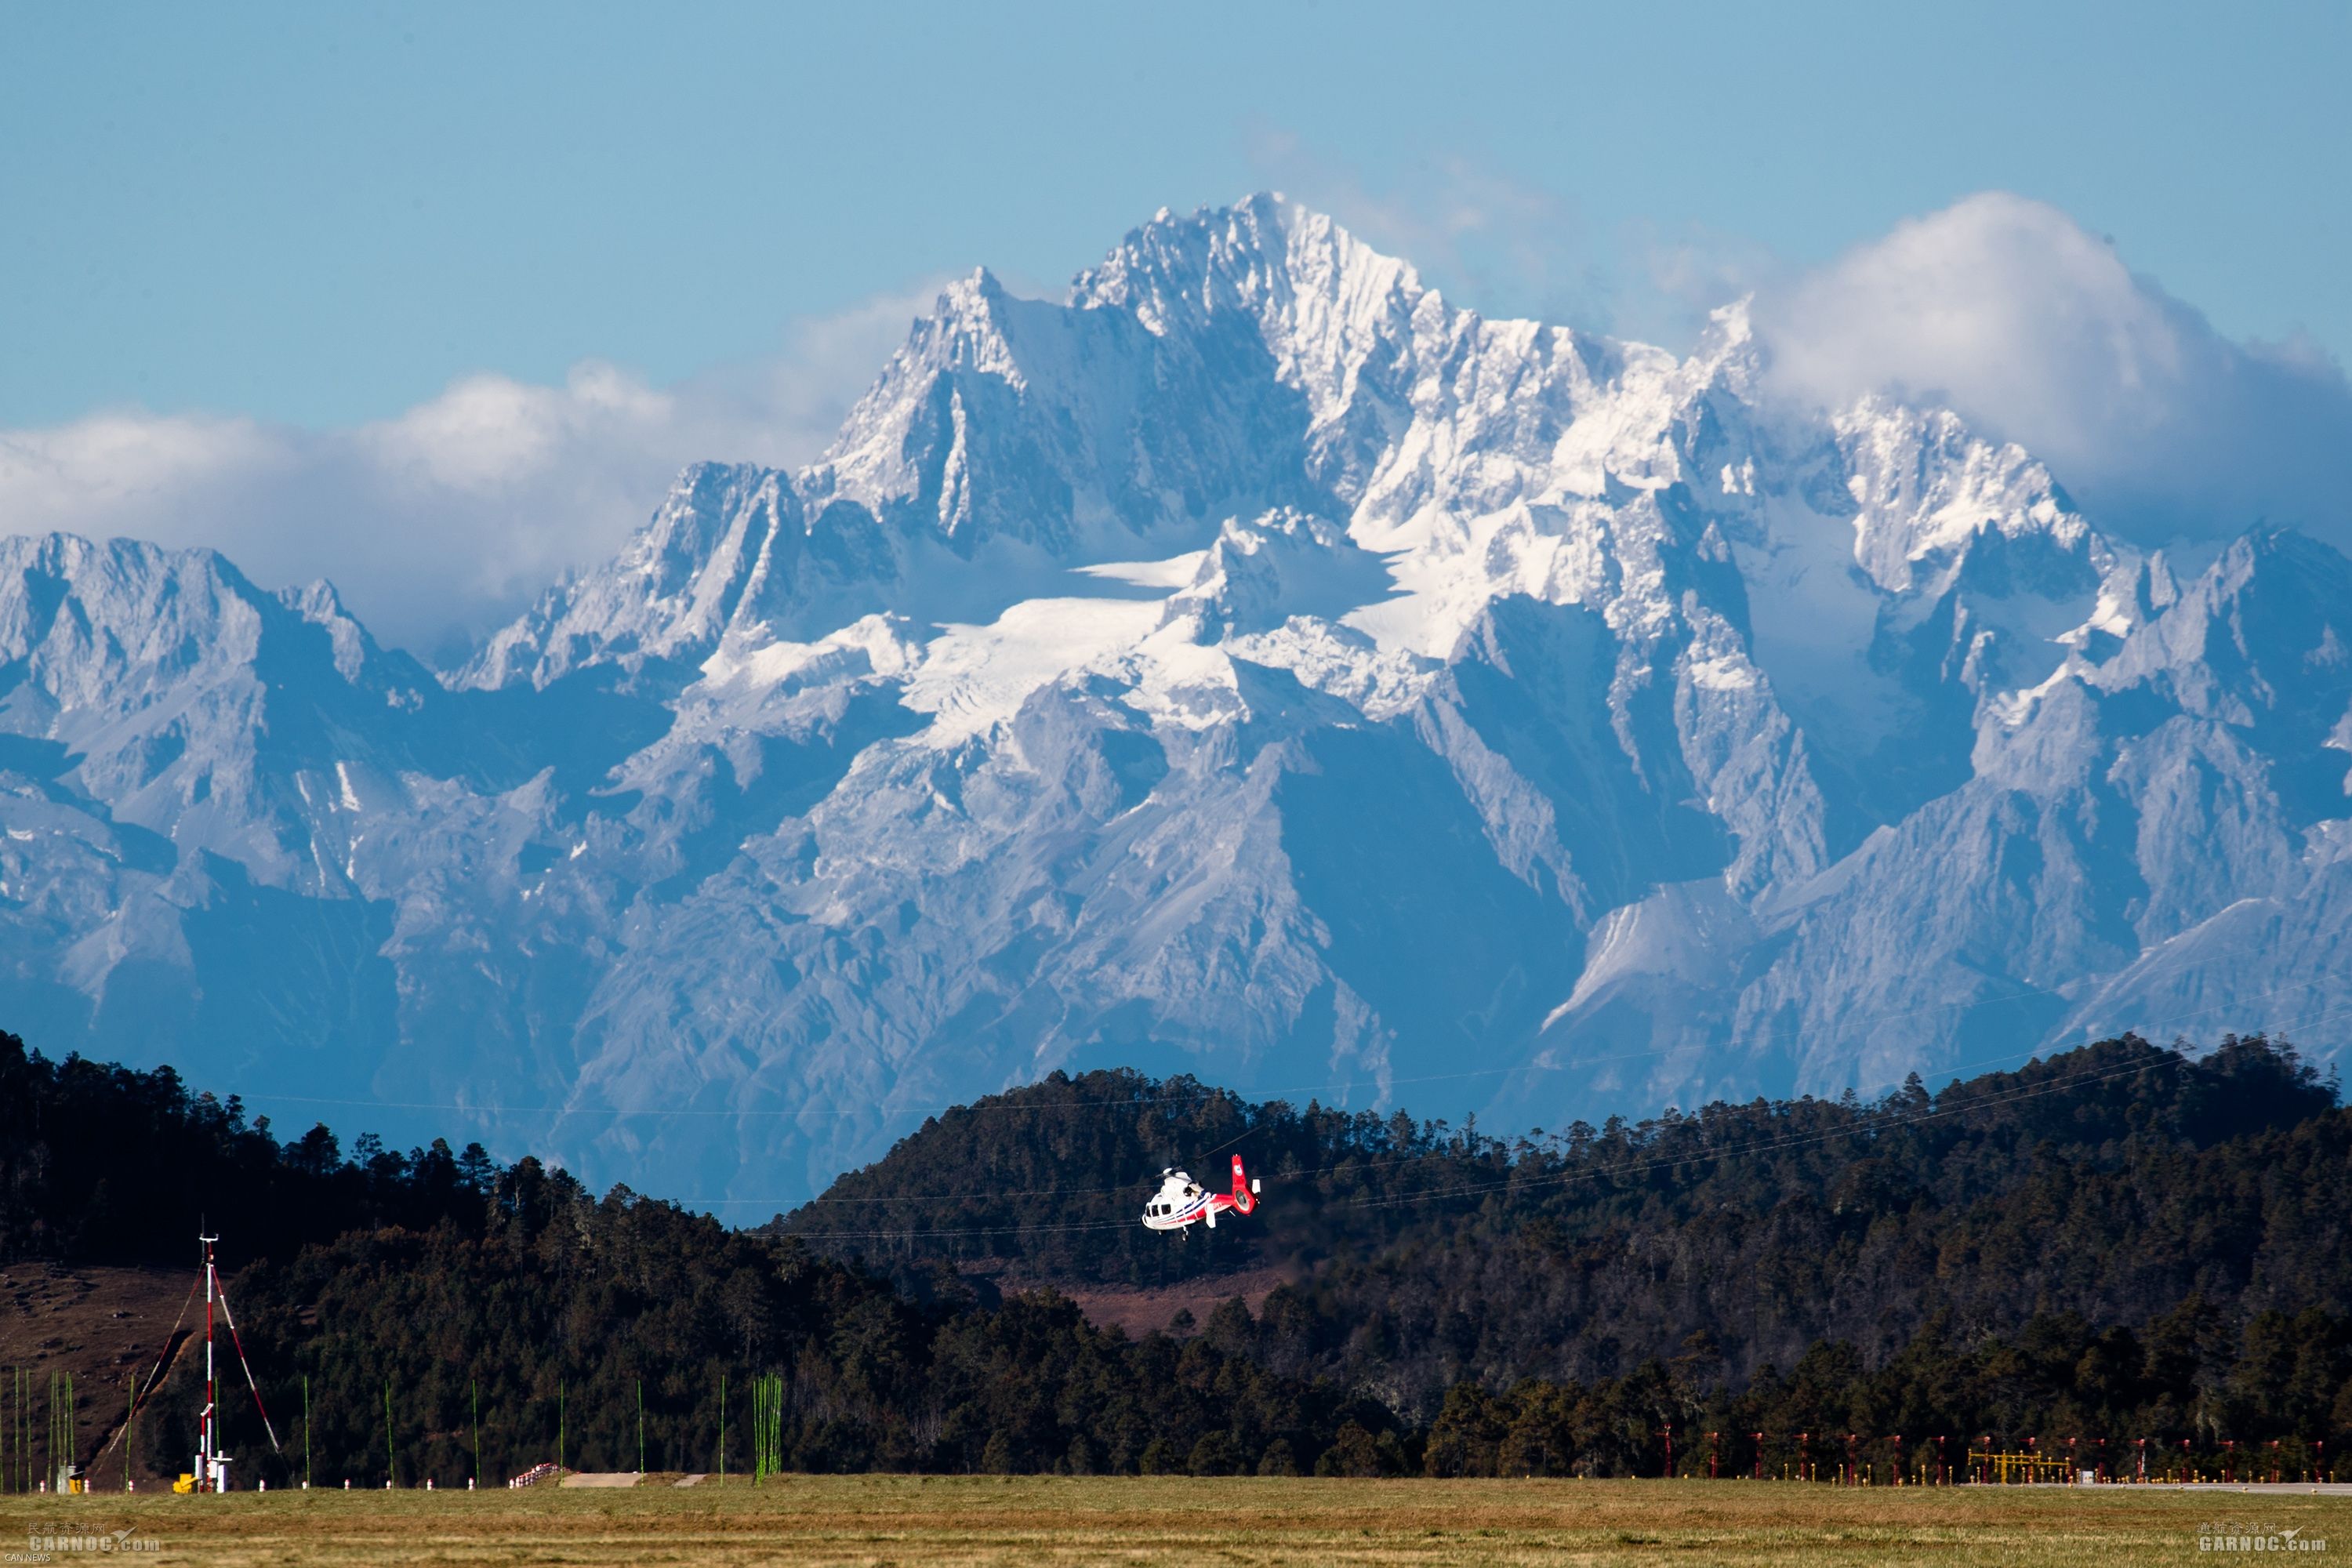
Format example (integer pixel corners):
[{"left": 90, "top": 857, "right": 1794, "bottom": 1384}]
[
  {"left": 6, "top": 0, "right": 2347, "bottom": 429},
  {"left": 2, "top": 2, "right": 2348, "bottom": 654}
]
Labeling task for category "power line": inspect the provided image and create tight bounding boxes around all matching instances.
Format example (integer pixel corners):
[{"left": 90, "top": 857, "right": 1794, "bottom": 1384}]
[
  {"left": 669, "top": 988, "right": 2338, "bottom": 1210},
  {"left": 211, "top": 931, "right": 2327, "bottom": 1133},
  {"left": 772, "top": 1044, "right": 2209, "bottom": 1243}
]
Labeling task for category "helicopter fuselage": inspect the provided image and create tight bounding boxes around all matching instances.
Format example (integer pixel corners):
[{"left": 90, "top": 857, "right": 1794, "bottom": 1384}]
[{"left": 1139, "top": 1156, "right": 1259, "bottom": 1232}]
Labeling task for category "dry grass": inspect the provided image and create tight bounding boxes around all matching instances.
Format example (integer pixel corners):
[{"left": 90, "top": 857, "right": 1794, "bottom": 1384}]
[{"left": 4, "top": 1475, "right": 2346, "bottom": 1566}]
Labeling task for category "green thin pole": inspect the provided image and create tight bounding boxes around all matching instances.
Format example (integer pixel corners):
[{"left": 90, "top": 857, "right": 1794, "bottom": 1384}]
[
  {"left": 557, "top": 1381, "right": 564, "bottom": 1476},
  {"left": 717, "top": 1374, "right": 724, "bottom": 1487},
  {"left": 384, "top": 1378, "right": 395, "bottom": 1489},
  {"left": 303, "top": 1375, "right": 310, "bottom": 1490},
  {"left": 472, "top": 1378, "right": 480, "bottom": 1486},
  {"left": 636, "top": 1378, "right": 644, "bottom": 1477}
]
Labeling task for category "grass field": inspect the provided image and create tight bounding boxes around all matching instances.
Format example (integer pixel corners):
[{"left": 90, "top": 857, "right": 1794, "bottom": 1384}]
[{"left": 3, "top": 1476, "right": 2347, "bottom": 1566}]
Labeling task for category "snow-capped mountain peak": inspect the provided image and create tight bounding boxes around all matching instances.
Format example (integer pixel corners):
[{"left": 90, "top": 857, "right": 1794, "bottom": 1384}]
[{"left": 5, "top": 196, "right": 2346, "bottom": 1208}]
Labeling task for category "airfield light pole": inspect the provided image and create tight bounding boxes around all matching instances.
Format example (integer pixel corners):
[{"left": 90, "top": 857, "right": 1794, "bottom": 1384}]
[
  {"left": 1751, "top": 1432, "right": 1762, "bottom": 1481},
  {"left": 1707, "top": 1431, "right": 1718, "bottom": 1479}
]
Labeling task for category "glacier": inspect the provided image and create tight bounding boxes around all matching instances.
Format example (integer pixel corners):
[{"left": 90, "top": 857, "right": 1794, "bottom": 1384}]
[{"left": 3, "top": 194, "right": 2347, "bottom": 1207}]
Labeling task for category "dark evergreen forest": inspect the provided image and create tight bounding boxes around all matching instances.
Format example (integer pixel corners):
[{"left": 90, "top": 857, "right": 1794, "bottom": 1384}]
[{"left": 4, "top": 1029, "right": 2350, "bottom": 1484}]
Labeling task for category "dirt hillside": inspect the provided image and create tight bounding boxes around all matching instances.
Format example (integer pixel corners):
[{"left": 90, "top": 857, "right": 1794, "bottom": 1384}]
[{"left": 0, "top": 1261, "right": 202, "bottom": 1490}]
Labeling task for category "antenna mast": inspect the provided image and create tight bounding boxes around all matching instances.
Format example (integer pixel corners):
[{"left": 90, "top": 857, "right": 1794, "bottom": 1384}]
[
  {"left": 198, "top": 1231, "right": 220, "bottom": 1492},
  {"left": 191, "top": 1231, "right": 281, "bottom": 1494}
]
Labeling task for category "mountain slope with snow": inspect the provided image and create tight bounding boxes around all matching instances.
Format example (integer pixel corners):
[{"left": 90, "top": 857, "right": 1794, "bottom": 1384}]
[{"left": 4, "top": 195, "right": 2347, "bottom": 1204}]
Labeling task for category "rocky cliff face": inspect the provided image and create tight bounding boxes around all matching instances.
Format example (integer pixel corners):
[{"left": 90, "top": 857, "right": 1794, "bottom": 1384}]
[{"left": 5, "top": 195, "right": 2345, "bottom": 1206}]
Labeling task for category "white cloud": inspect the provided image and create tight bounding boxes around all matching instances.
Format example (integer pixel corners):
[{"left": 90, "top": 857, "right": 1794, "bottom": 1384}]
[
  {"left": 1753, "top": 192, "right": 2352, "bottom": 543},
  {"left": 0, "top": 284, "right": 945, "bottom": 662},
  {"left": 10, "top": 191, "right": 2347, "bottom": 670}
]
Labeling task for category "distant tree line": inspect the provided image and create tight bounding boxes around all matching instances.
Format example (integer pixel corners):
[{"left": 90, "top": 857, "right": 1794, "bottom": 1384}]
[
  {"left": 6, "top": 1028, "right": 2352, "bottom": 1483},
  {"left": 0, "top": 1033, "right": 492, "bottom": 1268},
  {"left": 788, "top": 1035, "right": 2352, "bottom": 1414}
]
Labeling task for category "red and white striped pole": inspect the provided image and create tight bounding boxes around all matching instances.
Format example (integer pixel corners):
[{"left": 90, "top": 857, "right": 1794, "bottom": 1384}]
[{"left": 201, "top": 1231, "right": 218, "bottom": 1492}]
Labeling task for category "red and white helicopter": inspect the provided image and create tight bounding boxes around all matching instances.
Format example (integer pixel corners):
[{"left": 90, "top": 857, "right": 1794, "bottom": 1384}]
[{"left": 1140, "top": 1155, "right": 1260, "bottom": 1232}]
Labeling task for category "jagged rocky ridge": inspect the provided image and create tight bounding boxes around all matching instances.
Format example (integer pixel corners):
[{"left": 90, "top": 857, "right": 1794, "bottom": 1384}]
[{"left": 3, "top": 195, "right": 2348, "bottom": 1204}]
